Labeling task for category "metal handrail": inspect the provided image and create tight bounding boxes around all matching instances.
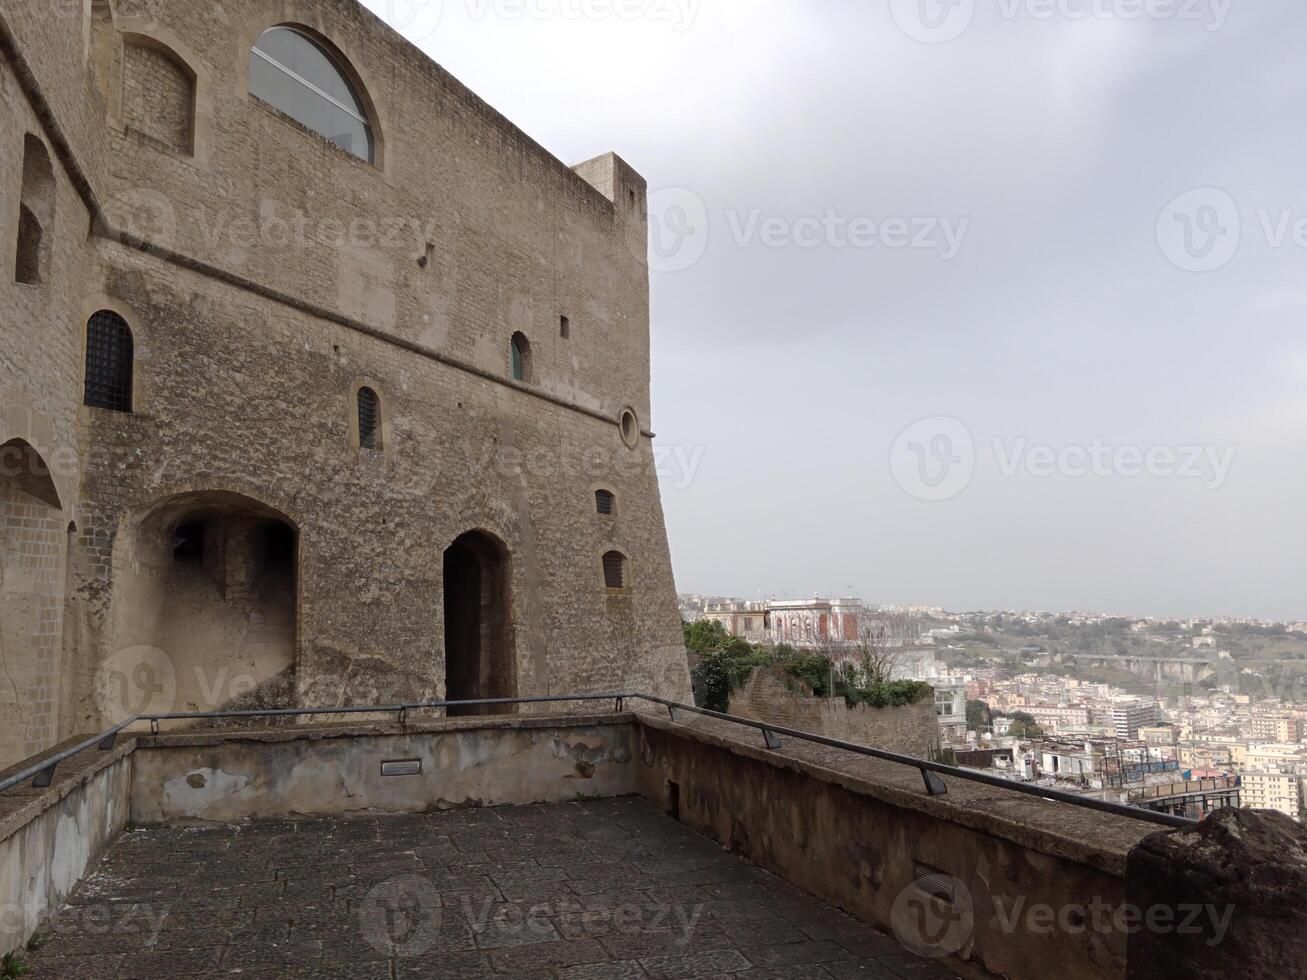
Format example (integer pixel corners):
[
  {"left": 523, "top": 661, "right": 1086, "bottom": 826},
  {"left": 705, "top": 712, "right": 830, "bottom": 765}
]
[
  {"left": 0, "top": 691, "right": 1198, "bottom": 829},
  {"left": 0, "top": 715, "right": 141, "bottom": 794}
]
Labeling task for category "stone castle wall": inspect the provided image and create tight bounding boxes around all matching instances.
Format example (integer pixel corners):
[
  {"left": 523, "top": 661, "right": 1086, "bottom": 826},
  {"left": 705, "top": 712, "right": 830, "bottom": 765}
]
[
  {"left": 0, "top": 0, "right": 690, "bottom": 763},
  {"left": 729, "top": 666, "right": 940, "bottom": 757}
]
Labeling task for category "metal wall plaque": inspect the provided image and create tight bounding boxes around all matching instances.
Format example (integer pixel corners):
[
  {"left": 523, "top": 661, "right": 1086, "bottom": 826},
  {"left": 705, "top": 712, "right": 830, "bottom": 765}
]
[{"left": 381, "top": 759, "right": 421, "bottom": 777}]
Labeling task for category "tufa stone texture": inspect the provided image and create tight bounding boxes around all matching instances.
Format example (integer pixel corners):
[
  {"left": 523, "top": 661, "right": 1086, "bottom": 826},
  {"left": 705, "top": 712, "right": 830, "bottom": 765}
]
[
  {"left": 1124, "top": 807, "right": 1307, "bottom": 980},
  {"left": 0, "top": 0, "right": 691, "bottom": 768}
]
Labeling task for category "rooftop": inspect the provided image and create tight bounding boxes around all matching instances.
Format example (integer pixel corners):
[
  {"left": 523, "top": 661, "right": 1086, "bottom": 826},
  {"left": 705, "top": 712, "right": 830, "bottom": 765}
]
[{"left": 23, "top": 799, "right": 958, "bottom": 979}]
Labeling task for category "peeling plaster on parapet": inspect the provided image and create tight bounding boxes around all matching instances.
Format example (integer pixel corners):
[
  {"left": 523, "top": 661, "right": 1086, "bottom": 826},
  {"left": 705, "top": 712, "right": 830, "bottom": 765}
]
[
  {"left": 51, "top": 808, "right": 90, "bottom": 898},
  {"left": 161, "top": 768, "right": 252, "bottom": 818}
]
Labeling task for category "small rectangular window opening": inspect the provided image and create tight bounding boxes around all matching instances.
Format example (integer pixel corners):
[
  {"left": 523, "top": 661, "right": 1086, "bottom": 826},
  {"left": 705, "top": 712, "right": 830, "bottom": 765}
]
[{"left": 560, "top": 315, "right": 570, "bottom": 339}]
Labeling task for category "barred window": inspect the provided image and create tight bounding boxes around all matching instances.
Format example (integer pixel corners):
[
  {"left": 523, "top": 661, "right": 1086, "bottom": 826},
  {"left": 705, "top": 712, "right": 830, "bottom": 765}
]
[
  {"left": 595, "top": 489, "right": 616, "bottom": 516},
  {"left": 83, "top": 311, "right": 133, "bottom": 412},
  {"left": 603, "top": 551, "right": 627, "bottom": 590},
  {"left": 357, "top": 386, "right": 380, "bottom": 450}
]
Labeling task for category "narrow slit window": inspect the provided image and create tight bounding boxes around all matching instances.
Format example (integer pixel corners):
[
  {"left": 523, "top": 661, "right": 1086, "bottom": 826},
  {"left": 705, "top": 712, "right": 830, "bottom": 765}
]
[
  {"left": 560, "top": 315, "right": 570, "bottom": 339},
  {"left": 357, "top": 386, "right": 380, "bottom": 450},
  {"left": 83, "top": 311, "right": 134, "bottom": 413},
  {"left": 511, "top": 332, "right": 532, "bottom": 382},
  {"left": 603, "top": 551, "right": 626, "bottom": 590}
]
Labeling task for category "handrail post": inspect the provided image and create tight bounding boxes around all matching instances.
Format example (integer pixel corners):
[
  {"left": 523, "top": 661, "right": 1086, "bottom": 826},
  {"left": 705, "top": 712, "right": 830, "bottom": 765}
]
[
  {"left": 920, "top": 768, "right": 948, "bottom": 796},
  {"left": 762, "top": 729, "right": 781, "bottom": 750},
  {"left": 614, "top": 696, "right": 624, "bottom": 713}
]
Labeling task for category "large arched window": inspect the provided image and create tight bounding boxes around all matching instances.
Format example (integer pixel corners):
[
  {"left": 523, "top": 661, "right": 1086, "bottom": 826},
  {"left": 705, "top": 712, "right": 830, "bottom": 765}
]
[
  {"left": 249, "top": 26, "right": 374, "bottom": 163},
  {"left": 84, "top": 311, "right": 134, "bottom": 413}
]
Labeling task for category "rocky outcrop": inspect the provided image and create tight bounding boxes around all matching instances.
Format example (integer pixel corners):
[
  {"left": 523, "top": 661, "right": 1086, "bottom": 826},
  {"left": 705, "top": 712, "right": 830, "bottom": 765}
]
[{"left": 1125, "top": 807, "right": 1307, "bottom": 979}]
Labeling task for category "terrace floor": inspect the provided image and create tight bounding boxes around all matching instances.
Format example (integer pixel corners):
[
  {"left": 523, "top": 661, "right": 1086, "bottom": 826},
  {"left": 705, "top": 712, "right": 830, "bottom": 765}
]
[{"left": 23, "top": 797, "right": 960, "bottom": 979}]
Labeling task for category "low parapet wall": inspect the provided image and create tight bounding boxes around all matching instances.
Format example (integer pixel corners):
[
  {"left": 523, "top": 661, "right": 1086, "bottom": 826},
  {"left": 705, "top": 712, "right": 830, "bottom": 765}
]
[
  {"left": 634, "top": 713, "right": 1145, "bottom": 980},
  {"left": 0, "top": 737, "right": 135, "bottom": 956},
  {"left": 129, "top": 714, "right": 636, "bottom": 824},
  {"left": 0, "top": 709, "right": 1298, "bottom": 978}
]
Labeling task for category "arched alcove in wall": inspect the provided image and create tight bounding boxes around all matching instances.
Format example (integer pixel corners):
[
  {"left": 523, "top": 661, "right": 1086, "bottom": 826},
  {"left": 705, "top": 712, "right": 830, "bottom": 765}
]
[
  {"left": 0, "top": 439, "right": 66, "bottom": 767},
  {"left": 105, "top": 491, "right": 299, "bottom": 721}
]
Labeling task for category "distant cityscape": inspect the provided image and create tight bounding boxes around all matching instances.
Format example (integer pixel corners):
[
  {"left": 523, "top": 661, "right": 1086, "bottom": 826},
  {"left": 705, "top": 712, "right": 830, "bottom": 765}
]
[{"left": 680, "top": 593, "right": 1307, "bottom": 822}]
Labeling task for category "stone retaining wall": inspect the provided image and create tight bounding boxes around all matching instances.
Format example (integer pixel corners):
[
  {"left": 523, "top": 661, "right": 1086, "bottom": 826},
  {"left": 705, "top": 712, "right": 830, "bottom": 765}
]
[{"left": 729, "top": 665, "right": 939, "bottom": 757}]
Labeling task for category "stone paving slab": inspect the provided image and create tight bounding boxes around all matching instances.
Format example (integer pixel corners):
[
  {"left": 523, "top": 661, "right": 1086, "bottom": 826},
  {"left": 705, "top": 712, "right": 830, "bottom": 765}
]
[{"left": 20, "top": 798, "right": 962, "bottom": 979}]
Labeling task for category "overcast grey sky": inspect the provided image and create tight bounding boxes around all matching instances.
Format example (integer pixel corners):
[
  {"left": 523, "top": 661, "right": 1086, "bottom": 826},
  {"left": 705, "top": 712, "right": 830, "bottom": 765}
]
[{"left": 364, "top": 0, "right": 1307, "bottom": 621}]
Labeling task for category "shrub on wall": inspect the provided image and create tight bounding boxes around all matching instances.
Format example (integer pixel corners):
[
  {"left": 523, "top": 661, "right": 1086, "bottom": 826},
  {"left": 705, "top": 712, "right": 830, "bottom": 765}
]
[{"left": 684, "top": 622, "right": 932, "bottom": 712}]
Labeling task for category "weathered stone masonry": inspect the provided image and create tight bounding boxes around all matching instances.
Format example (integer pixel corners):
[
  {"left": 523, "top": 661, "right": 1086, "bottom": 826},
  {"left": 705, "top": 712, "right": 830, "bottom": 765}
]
[{"left": 0, "top": 0, "right": 691, "bottom": 766}]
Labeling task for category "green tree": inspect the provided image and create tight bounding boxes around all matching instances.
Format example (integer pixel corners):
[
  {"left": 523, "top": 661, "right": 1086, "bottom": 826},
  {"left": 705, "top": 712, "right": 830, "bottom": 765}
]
[
  {"left": 999, "top": 713, "right": 1044, "bottom": 740},
  {"left": 966, "top": 699, "right": 992, "bottom": 732},
  {"left": 683, "top": 619, "right": 730, "bottom": 655}
]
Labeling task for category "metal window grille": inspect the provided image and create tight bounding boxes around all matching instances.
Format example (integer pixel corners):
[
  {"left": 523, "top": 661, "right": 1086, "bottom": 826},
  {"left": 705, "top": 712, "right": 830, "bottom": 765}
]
[
  {"left": 603, "top": 551, "right": 625, "bottom": 589},
  {"left": 357, "top": 387, "right": 380, "bottom": 450},
  {"left": 595, "top": 490, "right": 615, "bottom": 515},
  {"left": 83, "top": 311, "right": 133, "bottom": 412}
]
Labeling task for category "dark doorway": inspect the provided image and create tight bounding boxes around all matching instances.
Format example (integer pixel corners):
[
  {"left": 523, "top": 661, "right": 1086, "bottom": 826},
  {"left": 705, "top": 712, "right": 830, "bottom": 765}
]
[{"left": 443, "top": 531, "right": 513, "bottom": 716}]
